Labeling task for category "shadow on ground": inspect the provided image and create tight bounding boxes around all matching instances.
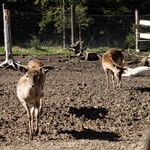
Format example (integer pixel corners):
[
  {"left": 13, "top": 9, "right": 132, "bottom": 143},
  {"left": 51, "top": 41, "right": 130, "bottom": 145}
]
[
  {"left": 69, "top": 107, "right": 108, "bottom": 120},
  {"left": 134, "top": 87, "right": 150, "bottom": 92},
  {"left": 59, "top": 129, "right": 120, "bottom": 141}
]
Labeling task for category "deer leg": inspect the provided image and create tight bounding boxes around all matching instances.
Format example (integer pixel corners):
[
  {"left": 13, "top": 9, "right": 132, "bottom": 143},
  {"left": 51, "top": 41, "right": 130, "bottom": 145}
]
[
  {"left": 30, "top": 107, "right": 34, "bottom": 139},
  {"left": 117, "top": 77, "right": 122, "bottom": 88},
  {"left": 35, "top": 101, "right": 40, "bottom": 135},
  {"left": 35, "top": 108, "right": 39, "bottom": 135},
  {"left": 111, "top": 72, "right": 115, "bottom": 89},
  {"left": 118, "top": 80, "right": 122, "bottom": 88},
  {"left": 21, "top": 102, "right": 33, "bottom": 140},
  {"left": 105, "top": 70, "right": 109, "bottom": 89},
  {"left": 116, "top": 74, "right": 122, "bottom": 88},
  {"left": 39, "top": 97, "right": 42, "bottom": 114}
]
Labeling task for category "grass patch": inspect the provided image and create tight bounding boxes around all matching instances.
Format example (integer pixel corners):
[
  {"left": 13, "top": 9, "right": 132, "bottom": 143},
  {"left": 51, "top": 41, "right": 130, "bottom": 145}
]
[
  {"left": 0, "top": 46, "right": 71, "bottom": 55},
  {"left": 0, "top": 47, "right": 5, "bottom": 55},
  {"left": 86, "top": 47, "right": 107, "bottom": 53},
  {"left": 0, "top": 46, "right": 118, "bottom": 55}
]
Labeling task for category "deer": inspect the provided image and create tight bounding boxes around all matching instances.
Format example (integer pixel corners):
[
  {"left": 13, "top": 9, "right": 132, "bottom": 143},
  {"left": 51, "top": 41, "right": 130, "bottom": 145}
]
[
  {"left": 122, "top": 66, "right": 150, "bottom": 77},
  {"left": 102, "top": 49, "right": 125, "bottom": 89},
  {"left": 145, "top": 129, "right": 150, "bottom": 150},
  {"left": 16, "top": 60, "right": 54, "bottom": 140}
]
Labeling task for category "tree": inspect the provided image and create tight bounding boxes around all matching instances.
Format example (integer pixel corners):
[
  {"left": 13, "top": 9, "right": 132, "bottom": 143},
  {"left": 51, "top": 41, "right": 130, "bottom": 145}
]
[
  {"left": 75, "top": 5, "right": 93, "bottom": 42},
  {"left": 0, "top": 3, "right": 19, "bottom": 69},
  {"left": 0, "top": 1, "right": 41, "bottom": 69},
  {"left": 35, "top": 0, "right": 92, "bottom": 41}
]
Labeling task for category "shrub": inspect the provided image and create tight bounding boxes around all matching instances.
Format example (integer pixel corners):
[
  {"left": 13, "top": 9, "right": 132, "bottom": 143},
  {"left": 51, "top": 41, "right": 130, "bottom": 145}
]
[{"left": 30, "top": 34, "right": 40, "bottom": 49}]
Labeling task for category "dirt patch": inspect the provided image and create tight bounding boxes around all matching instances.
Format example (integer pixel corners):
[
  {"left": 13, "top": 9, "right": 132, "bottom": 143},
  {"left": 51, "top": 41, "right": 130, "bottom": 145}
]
[{"left": 0, "top": 54, "right": 149, "bottom": 150}]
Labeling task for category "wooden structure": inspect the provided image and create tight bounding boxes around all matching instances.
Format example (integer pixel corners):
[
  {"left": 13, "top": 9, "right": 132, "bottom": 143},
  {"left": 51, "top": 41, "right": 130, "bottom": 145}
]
[
  {"left": 71, "top": 5, "right": 76, "bottom": 45},
  {"left": 135, "top": 9, "right": 150, "bottom": 52}
]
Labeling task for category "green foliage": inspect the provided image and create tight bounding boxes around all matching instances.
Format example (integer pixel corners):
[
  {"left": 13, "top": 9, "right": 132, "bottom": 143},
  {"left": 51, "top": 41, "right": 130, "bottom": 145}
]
[
  {"left": 125, "top": 33, "right": 135, "bottom": 48},
  {"left": 125, "top": 27, "right": 135, "bottom": 48},
  {"left": 102, "top": 4, "right": 132, "bottom": 24},
  {"left": 30, "top": 34, "right": 40, "bottom": 48},
  {"left": 1, "top": 0, "right": 150, "bottom": 49},
  {"left": 36, "top": 0, "right": 92, "bottom": 34},
  {"left": 75, "top": 5, "right": 93, "bottom": 29}
]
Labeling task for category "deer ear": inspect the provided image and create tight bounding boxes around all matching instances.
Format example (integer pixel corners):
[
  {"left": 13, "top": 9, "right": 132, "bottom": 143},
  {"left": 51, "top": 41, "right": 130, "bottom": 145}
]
[
  {"left": 38, "top": 66, "right": 54, "bottom": 74},
  {"left": 43, "top": 66, "right": 54, "bottom": 74},
  {"left": 18, "top": 65, "right": 28, "bottom": 73}
]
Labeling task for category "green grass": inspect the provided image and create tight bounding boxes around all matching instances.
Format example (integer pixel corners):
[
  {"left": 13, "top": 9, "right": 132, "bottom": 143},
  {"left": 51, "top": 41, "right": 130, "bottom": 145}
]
[
  {"left": 86, "top": 47, "right": 107, "bottom": 53},
  {"left": 0, "top": 46, "right": 70, "bottom": 55},
  {"left": 0, "top": 46, "right": 108, "bottom": 55},
  {"left": 0, "top": 47, "right": 5, "bottom": 55}
]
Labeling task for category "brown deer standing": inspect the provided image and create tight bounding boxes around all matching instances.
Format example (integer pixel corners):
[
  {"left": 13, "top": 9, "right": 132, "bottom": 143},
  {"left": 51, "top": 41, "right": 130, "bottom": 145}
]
[
  {"left": 17, "top": 60, "right": 54, "bottom": 139},
  {"left": 102, "top": 49, "right": 125, "bottom": 89}
]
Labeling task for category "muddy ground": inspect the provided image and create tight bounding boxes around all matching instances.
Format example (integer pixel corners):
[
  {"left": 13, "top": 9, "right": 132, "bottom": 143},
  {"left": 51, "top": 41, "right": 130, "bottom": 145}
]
[{"left": 0, "top": 52, "right": 149, "bottom": 150}]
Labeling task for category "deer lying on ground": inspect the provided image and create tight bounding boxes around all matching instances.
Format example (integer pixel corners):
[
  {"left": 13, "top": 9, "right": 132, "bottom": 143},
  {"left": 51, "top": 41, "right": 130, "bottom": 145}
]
[
  {"left": 17, "top": 60, "right": 54, "bottom": 140},
  {"left": 122, "top": 66, "right": 150, "bottom": 77},
  {"left": 102, "top": 49, "right": 125, "bottom": 89},
  {"left": 145, "top": 129, "right": 150, "bottom": 150},
  {"left": 140, "top": 56, "right": 150, "bottom": 67}
]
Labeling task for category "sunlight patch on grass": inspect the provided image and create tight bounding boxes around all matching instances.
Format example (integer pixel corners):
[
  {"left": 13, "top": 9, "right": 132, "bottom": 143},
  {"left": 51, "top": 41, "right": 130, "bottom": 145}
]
[
  {"left": 0, "top": 46, "right": 71, "bottom": 55},
  {"left": 0, "top": 46, "right": 111, "bottom": 55}
]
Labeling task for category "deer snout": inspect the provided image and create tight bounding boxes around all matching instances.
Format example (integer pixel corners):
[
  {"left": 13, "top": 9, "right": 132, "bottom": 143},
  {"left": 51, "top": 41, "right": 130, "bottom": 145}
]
[{"left": 28, "top": 78, "right": 36, "bottom": 88}]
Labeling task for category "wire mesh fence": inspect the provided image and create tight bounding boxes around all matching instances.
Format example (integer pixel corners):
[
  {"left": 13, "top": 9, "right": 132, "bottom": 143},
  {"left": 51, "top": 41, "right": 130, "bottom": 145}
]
[{"left": 1, "top": 10, "right": 150, "bottom": 51}]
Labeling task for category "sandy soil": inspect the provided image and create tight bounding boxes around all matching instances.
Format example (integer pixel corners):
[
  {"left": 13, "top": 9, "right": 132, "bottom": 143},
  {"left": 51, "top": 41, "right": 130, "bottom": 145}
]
[{"left": 0, "top": 53, "right": 149, "bottom": 150}]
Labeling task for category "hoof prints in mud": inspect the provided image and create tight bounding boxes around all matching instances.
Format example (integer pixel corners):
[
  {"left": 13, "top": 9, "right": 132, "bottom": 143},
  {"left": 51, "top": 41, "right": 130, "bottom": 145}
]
[{"left": 0, "top": 54, "right": 149, "bottom": 150}]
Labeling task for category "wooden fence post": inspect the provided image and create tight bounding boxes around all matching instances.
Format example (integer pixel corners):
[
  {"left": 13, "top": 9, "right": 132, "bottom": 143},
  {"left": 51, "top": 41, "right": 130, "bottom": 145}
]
[
  {"left": 3, "top": 3, "right": 13, "bottom": 60},
  {"left": 71, "top": 5, "right": 76, "bottom": 45},
  {"left": 135, "top": 9, "right": 139, "bottom": 52}
]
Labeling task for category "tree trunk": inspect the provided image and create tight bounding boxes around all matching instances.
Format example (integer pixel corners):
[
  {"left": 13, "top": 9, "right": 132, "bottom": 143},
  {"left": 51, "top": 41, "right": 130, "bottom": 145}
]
[
  {"left": 71, "top": 5, "right": 76, "bottom": 45},
  {"left": 0, "top": 4, "right": 19, "bottom": 69}
]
